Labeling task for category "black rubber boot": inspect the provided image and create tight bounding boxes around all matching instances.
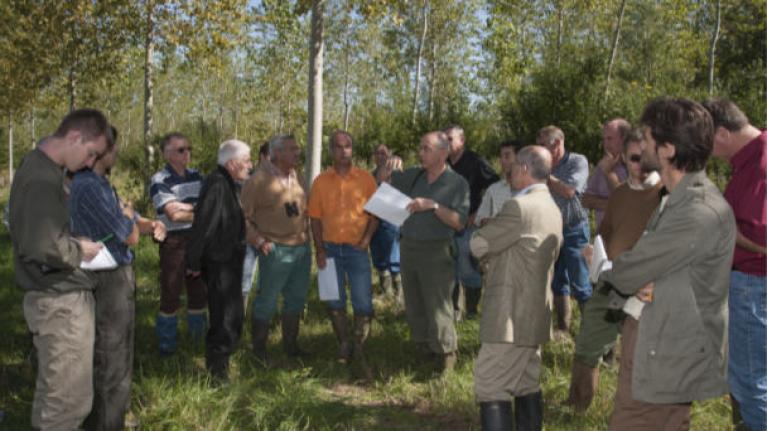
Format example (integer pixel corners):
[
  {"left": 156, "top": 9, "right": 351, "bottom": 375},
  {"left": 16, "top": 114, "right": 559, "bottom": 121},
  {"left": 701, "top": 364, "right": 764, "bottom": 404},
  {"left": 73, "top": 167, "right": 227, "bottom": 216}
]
[
  {"left": 465, "top": 287, "right": 482, "bottom": 319},
  {"left": 514, "top": 391, "right": 543, "bottom": 431},
  {"left": 251, "top": 318, "right": 269, "bottom": 365},
  {"left": 480, "top": 401, "right": 513, "bottom": 431},
  {"left": 282, "top": 314, "right": 310, "bottom": 358}
]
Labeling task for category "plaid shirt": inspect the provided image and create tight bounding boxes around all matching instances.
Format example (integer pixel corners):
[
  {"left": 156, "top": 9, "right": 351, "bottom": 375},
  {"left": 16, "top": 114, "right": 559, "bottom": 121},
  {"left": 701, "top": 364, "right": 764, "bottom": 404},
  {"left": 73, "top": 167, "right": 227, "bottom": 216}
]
[{"left": 69, "top": 170, "right": 134, "bottom": 265}]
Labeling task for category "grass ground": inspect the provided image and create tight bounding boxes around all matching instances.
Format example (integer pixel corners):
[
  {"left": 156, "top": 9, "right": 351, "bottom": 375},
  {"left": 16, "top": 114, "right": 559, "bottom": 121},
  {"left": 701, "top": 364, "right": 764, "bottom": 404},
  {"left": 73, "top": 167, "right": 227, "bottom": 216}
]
[{"left": 0, "top": 219, "right": 733, "bottom": 430}]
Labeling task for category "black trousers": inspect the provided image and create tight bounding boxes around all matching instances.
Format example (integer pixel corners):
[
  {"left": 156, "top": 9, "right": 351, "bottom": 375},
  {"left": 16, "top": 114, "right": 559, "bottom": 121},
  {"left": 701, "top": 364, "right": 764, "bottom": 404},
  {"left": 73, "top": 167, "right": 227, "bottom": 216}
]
[
  {"left": 85, "top": 266, "right": 135, "bottom": 431},
  {"left": 203, "top": 256, "right": 245, "bottom": 363}
]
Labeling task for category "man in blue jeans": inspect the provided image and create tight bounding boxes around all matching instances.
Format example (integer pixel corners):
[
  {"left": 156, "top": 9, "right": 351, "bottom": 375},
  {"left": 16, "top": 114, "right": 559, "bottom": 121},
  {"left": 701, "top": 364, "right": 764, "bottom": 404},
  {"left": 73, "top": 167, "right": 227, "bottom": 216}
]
[
  {"left": 536, "top": 126, "right": 591, "bottom": 334},
  {"left": 308, "top": 131, "right": 378, "bottom": 377},
  {"left": 704, "top": 98, "right": 767, "bottom": 431},
  {"left": 370, "top": 144, "right": 403, "bottom": 301}
]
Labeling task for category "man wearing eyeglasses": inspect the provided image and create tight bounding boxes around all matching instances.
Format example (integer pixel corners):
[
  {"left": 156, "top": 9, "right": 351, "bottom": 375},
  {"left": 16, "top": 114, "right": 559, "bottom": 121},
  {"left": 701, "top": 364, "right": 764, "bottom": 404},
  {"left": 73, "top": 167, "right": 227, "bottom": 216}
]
[
  {"left": 242, "top": 135, "right": 312, "bottom": 364},
  {"left": 536, "top": 126, "right": 591, "bottom": 335},
  {"left": 149, "top": 133, "right": 207, "bottom": 356}
]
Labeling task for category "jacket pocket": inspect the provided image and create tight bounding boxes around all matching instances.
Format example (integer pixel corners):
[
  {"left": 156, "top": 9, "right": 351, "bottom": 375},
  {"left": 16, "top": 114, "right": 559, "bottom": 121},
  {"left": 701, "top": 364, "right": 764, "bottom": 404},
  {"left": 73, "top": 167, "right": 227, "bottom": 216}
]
[{"left": 647, "top": 334, "right": 711, "bottom": 395}]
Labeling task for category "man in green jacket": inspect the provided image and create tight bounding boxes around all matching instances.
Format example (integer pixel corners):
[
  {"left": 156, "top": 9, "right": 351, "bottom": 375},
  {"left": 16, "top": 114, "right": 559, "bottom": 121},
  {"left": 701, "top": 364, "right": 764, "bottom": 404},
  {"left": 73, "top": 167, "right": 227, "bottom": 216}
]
[
  {"left": 9, "top": 109, "right": 110, "bottom": 430},
  {"left": 602, "top": 98, "right": 736, "bottom": 430}
]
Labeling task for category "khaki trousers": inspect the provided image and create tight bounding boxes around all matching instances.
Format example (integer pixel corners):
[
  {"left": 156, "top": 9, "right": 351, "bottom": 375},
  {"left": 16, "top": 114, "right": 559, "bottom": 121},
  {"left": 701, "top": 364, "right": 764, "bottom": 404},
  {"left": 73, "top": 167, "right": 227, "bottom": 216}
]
[
  {"left": 24, "top": 290, "right": 95, "bottom": 431},
  {"left": 400, "top": 237, "right": 457, "bottom": 354},
  {"left": 474, "top": 342, "right": 542, "bottom": 402},
  {"left": 608, "top": 317, "right": 691, "bottom": 430}
]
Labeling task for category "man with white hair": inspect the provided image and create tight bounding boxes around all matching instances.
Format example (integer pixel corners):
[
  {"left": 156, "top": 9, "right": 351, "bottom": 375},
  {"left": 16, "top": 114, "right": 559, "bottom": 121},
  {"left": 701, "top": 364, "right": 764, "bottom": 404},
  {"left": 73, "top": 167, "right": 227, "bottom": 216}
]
[{"left": 186, "top": 139, "right": 252, "bottom": 380}]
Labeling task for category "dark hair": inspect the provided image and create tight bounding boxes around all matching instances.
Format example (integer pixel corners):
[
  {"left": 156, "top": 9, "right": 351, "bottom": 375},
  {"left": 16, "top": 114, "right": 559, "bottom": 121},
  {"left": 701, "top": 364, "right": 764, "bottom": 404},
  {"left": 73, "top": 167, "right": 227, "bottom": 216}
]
[
  {"left": 259, "top": 142, "right": 270, "bottom": 157},
  {"left": 639, "top": 97, "right": 713, "bottom": 172},
  {"left": 499, "top": 139, "right": 525, "bottom": 154},
  {"left": 53, "top": 109, "right": 109, "bottom": 142},
  {"left": 330, "top": 130, "right": 354, "bottom": 148},
  {"left": 159, "top": 132, "right": 189, "bottom": 151},
  {"left": 106, "top": 126, "right": 118, "bottom": 151},
  {"left": 702, "top": 98, "right": 749, "bottom": 132}
]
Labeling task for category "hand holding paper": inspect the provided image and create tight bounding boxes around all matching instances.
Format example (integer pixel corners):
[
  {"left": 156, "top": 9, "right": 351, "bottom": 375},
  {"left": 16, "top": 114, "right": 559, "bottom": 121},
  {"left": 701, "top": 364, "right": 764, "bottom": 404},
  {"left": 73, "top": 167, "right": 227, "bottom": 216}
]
[{"left": 363, "top": 183, "right": 412, "bottom": 227}]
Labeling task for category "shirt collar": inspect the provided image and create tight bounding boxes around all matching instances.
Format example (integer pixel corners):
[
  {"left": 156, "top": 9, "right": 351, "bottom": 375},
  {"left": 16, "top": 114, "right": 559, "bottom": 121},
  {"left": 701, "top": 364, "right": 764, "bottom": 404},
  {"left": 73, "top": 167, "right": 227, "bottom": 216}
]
[
  {"left": 517, "top": 182, "right": 548, "bottom": 196},
  {"left": 730, "top": 129, "right": 766, "bottom": 171}
]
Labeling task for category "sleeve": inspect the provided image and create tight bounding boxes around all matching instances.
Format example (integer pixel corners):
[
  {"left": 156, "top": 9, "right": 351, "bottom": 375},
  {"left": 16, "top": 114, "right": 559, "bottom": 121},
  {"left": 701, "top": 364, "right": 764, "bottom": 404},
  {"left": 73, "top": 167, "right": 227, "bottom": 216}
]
[
  {"left": 475, "top": 184, "right": 494, "bottom": 226},
  {"left": 72, "top": 181, "right": 134, "bottom": 243},
  {"left": 450, "top": 177, "right": 471, "bottom": 226},
  {"left": 15, "top": 181, "right": 82, "bottom": 269},
  {"left": 185, "top": 177, "right": 224, "bottom": 271},
  {"left": 306, "top": 175, "right": 323, "bottom": 219},
  {"left": 602, "top": 205, "right": 710, "bottom": 296},
  {"left": 559, "top": 155, "right": 590, "bottom": 194},
  {"left": 472, "top": 198, "right": 523, "bottom": 258},
  {"left": 149, "top": 173, "right": 177, "bottom": 214}
]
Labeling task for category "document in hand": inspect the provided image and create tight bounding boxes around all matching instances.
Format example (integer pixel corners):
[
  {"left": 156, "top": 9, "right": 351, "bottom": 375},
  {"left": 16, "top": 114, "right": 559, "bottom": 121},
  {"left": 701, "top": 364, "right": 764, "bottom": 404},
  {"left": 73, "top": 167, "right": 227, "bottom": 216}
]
[
  {"left": 589, "top": 234, "right": 612, "bottom": 284},
  {"left": 318, "top": 258, "right": 340, "bottom": 301},
  {"left": 80, "top": 246, "right": 118, "bottom": 271},
  {"left": 363, "top": 182, "right": 412, "bottom": 227}
]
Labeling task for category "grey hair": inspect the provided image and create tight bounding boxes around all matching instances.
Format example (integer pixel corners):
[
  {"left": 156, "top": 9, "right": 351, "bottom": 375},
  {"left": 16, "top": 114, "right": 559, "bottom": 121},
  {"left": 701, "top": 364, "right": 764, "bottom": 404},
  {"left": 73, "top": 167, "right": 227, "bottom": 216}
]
[
  {"left": 536, "top": 125, "right": 564, "bottom": 146},
  {"left": 517, "top": 145, "right": 552, "bottom": 181},
  {"left": 443, "top": 125, "right": 464, "bottom": 140},
  {"left": 217, "top": 139, "right": 251, "bottom": 166},
  {"left": 433, "top": 131, "right": 450, "bottom": 150},
  {"left": 269, "top": 134, "right": 295, "bottom": 158},
  {"left": 622, "top": 127, "right": 645, "bottom": 154}
]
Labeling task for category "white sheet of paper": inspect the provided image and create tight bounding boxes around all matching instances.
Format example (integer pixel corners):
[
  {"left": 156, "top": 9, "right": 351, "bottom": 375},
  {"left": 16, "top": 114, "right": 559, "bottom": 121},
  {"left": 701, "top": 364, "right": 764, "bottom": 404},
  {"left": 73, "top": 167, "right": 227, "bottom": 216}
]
[
  {"left": 363, "top": 182, "right": 412, "bottom": 227},
  {"left": 318, "top": 258, "right": 340, "bottom": 301},
  {"left": 589, "top": 234, "right": 612, "bottom": 283},
  {"left": 80, "top": 246, "right": 118, "bottom": 271}
]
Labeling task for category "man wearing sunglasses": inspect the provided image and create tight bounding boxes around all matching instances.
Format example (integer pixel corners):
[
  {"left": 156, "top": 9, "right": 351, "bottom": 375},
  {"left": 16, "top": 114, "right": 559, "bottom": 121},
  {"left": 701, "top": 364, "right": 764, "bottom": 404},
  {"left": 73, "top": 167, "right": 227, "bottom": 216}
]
[
  {"left": 149, "top": 133, "right": 207, "bottom": 356},
  {"left": 567, "top": 128, "right": 662, "bottom": 412}
]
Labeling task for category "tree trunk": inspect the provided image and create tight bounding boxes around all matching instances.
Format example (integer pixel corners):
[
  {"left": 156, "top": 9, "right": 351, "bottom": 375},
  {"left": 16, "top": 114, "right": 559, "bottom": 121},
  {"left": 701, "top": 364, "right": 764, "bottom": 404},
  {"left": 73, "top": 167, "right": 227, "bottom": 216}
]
[
  {"left": 342, "top": 32, "right": 351, "bottom": 131},
  {"left": 8, "top": 113, "right": 13, "bottom": 184},
  {"left": 555, "top": 1, "right": 563, "bottom": 69},
  {"left": 411, "top": 0, "right": 428, "bottom": 126},
  {"left": 30, "top": 107, "right": 36, "bottom": 147},
  {"left": 707, "top": 0, "right": 721, "bottom": 96},
  {"left": 604, "top": 0, "right": 627, "bottom": 100},
  {"left": 427, "top": 41, "right": 437, "bottom": 125},
  {"left": 306, "top": 0, "right": 325, "bottom": 190},
  {"left": 143, "top": 0, "right": 156, "bottom": 189},
  {"left": 68, "top": 68, "right": 77, "bottom": 112}
]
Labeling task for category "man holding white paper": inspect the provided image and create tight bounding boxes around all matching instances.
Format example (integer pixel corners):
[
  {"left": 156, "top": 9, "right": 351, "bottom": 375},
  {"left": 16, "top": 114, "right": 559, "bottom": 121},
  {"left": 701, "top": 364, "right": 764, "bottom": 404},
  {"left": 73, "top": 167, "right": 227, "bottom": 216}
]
[
  {"left": 379, "top": 131, "right": 470, "bottom": 373},
  {"left": 308, "top": 131, "right": 378, "bottom": 375}
]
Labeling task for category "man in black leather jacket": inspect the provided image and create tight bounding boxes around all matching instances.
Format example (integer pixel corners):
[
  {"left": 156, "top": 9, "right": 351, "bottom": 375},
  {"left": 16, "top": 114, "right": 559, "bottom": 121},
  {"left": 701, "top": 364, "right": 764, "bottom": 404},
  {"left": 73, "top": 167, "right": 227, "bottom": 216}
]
[{"left": 186, "top": 139, "right": 253, "bottom": 380}]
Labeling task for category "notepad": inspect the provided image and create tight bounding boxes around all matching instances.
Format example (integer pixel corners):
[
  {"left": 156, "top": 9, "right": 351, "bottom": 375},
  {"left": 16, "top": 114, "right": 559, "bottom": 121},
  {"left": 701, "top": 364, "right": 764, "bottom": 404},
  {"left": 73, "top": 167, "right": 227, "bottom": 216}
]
[
  {"left": 363, "top": 183, "right": 412, "bottom": 227},
  {"left": 80, "top": 246, "right": 118, "bottom": 271},
  {"left": 318, "top": 258, "right": 340, "bottom": 301}
]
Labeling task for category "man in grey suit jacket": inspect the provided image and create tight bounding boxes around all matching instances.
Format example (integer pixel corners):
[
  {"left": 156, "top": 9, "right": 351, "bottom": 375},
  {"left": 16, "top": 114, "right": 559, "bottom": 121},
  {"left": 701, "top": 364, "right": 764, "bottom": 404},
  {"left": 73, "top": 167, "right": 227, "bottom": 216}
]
[
  {"left": 470, "top": 145, "right": 563, "bottom": 431},
  {"left": 603, "top": 97, "right": 736, "bottom": 430}
]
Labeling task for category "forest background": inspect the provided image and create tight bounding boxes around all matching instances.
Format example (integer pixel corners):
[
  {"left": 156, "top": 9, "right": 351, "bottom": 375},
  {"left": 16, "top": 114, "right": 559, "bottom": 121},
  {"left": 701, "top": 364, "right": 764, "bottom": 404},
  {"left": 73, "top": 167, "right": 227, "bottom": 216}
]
[{"left": 0, "top": 1, "right": 765, "bottom": 429}]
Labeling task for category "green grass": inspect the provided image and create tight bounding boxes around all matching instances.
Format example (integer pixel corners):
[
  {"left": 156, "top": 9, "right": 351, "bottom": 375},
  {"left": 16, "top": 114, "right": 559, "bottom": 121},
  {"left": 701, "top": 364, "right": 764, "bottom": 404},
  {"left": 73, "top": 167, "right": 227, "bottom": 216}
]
[{"left": 0, "top": 217, "right": 733, "bottom": 430}]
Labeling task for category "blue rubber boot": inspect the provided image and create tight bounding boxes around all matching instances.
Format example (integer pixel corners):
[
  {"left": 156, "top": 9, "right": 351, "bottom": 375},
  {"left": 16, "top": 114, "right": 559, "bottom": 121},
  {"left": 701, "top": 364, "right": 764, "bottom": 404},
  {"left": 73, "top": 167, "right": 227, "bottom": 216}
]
[
  {"left": 187, "top": 310, "right": 208, "bottom": 346},
  {"left": 155, "top": 314, "right": 178, "bottom": 357}
]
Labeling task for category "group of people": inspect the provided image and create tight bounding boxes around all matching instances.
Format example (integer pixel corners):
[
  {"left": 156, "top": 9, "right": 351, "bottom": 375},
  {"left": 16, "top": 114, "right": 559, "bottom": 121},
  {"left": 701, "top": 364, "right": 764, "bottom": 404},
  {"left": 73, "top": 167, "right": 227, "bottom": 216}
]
[{"left": 7, "top": 96, "right": 765, "bottom": 431}]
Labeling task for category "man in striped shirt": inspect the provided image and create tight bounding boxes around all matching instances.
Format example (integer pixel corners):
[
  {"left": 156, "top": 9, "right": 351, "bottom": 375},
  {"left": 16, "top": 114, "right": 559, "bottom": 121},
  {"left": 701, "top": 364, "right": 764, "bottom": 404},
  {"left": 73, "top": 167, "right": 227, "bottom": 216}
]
[{"left": 149, "top": 132, "right": 207, "bottom": 356}]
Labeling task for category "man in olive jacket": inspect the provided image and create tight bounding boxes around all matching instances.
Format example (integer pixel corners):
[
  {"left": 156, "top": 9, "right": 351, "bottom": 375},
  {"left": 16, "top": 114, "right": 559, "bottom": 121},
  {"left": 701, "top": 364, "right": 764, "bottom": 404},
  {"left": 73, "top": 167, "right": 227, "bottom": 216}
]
[
  {"left": 9, "top": 109, "right": 110, "bottom": 430},
  {"left": 470, "top": 145, "right": 563, "bottom": 431},
  {"left": 602, "top": 97, "right": 736, "bottom": 430}
]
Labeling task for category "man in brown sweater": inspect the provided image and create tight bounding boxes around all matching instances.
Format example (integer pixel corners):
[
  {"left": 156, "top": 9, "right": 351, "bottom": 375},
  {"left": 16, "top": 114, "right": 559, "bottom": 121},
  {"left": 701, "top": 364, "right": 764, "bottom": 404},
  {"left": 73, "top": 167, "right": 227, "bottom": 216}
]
[
  {"left": 567, "top": 128, "right": 663, "bottom": 411},
  {"left": 241, "top": 135, "right": 311, "bottom": 363}
]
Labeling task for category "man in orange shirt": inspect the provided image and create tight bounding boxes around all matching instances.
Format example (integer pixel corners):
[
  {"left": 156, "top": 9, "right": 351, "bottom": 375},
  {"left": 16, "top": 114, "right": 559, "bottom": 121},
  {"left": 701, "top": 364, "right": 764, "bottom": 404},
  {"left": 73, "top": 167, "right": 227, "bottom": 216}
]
[{"left": 308, "top": 131, "right": 378, "bottom": 374}]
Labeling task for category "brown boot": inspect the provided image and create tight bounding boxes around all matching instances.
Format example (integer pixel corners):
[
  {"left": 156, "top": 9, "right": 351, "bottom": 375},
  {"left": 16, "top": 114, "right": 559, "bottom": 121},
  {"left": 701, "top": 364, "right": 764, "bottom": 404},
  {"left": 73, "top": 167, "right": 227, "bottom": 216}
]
[
  {"left": 251, "top": 318, "right": 270, "bottom": 365},
  {"left": 328, "top": 309, "right": 352, "bottom": 363},
  {"left": 440, "top": 351, "right": 457, "bottom": 374},
  {"left": 353, "top": 315, "right": 373, "bottom": 380},
  {"left": 553, "top": 295, "right": 572, "bottom": 333},
  {"left": 282, "top": 314, "right": 310, "bottom": 358},
  {"left": 566, "top": 359, "right": 599, "bottom": 412}
]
